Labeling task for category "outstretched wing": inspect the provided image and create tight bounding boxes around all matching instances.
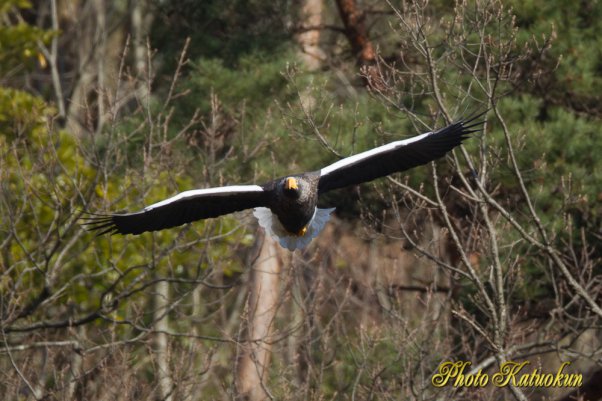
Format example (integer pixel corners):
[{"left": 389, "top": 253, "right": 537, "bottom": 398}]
[
  {"left": 317, "top": 114, "right": 483, "bottom": 194},
  {"left": 83, "top": 185, "right": 268, "bottom": 235}
]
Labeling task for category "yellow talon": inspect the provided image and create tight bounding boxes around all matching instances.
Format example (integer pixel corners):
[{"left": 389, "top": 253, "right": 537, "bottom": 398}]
[{"left": 296, "top": 226, "right": 307, "bottom": 236}]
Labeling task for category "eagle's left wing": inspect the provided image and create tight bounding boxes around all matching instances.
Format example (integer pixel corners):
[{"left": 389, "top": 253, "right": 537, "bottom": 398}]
[{"left": 317, "top": 115, "right": 484, "bottom": 194}]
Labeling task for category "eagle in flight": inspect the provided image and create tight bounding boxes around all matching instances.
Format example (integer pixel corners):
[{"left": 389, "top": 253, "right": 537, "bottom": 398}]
[{"left": 85, "top": 114, "right": 483, "bottom": 250}]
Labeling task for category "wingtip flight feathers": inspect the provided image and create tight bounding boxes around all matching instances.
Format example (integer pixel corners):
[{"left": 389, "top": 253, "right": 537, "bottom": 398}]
[
  {"left": 459, "top": 109, "right": 488, "bottom": 132},
  {"left": 80, "top": 213, "right": 121, "bottom": 236},
  {"left": 440, "top": 110, "right": 487, "bottom": 143}
]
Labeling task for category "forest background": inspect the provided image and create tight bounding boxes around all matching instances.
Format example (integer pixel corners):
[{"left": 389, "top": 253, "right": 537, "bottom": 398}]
[{"left": 1, "top": 0, "right": 601, "bottom": 400}]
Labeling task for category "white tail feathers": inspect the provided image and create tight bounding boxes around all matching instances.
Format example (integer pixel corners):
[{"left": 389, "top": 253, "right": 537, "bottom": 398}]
[{"left": 253, "top": 207, "right": 335, "bottom": 251}]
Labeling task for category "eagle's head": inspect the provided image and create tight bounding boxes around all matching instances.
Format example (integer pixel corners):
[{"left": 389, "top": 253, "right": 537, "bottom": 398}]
[{"left": 282, "top": 177, "right": 301, "bottom": 199}]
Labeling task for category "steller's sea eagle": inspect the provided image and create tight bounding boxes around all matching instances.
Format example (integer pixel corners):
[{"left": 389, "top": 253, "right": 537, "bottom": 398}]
[{"left": 84, "top": 114, "right": 484, "bottom": 250}]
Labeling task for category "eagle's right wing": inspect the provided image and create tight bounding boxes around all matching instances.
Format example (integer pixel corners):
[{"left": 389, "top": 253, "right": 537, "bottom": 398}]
[{"left": 83, "top": 185, "right": 268, "bottom": 235}]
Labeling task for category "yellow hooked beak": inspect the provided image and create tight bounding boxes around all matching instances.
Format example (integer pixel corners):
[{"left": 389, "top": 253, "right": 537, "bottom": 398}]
[
  {"left": 284, "top": 177, "right": 298, "bottom": 190},
  {"left": 296, "top": 226, "right": 307, "bottom": 237}
]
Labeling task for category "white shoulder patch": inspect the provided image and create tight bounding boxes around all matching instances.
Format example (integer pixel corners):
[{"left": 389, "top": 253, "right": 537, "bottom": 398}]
[
  {"left": 319, "top": 131, "right": 432, "bottom": 177},
  {"left": 145, "top": 185, "right": 264, "bottom": 211},
  {"left": 253, "top": 207, "right": 336, "bottom": 251}
]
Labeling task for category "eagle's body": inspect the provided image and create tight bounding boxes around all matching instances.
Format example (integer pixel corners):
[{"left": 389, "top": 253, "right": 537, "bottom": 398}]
[
  {"left": 85, "top": 115, "right": 484, "bottom": 250},
  {"left": 265, "top": 174, "right": 320, "bottom": 234}
]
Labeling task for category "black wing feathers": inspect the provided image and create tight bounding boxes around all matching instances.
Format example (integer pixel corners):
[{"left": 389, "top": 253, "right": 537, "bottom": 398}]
[
  {"left": 83, "top": 188, "right": 268, "bottom": 236},
  {"left": 317, "top": 115, "right": 483, "bottom": 194}
]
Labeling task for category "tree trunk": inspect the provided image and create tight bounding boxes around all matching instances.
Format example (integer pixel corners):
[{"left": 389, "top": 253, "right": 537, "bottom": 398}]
[
  {"left": 334, "top": 0, "right": 375, "bottom": 65},
  {"left": 334, "top": 0, "right": 384, "bottom": 89},
  {"left": 131, "top": 0, "right": 153, "bottom": 78},
  {"left": 64, "top": 0, "right": 125, "bottom": 137},
  {"left": 154, "top": 279, "right": 173, "bottom": 401},
  {"left": 235, "top": 233, "right": 282, "bottom": 401},
  {"left": 131, "top": 0, "right": 154, "bottom": 103},
  {"left": 296, "top": 0, "right": 325, "bottom": 71}
]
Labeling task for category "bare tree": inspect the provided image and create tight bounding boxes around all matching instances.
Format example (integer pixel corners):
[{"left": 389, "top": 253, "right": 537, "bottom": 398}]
[{"left": 235, "top": 233, "right": 283, "bottom": 401}]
